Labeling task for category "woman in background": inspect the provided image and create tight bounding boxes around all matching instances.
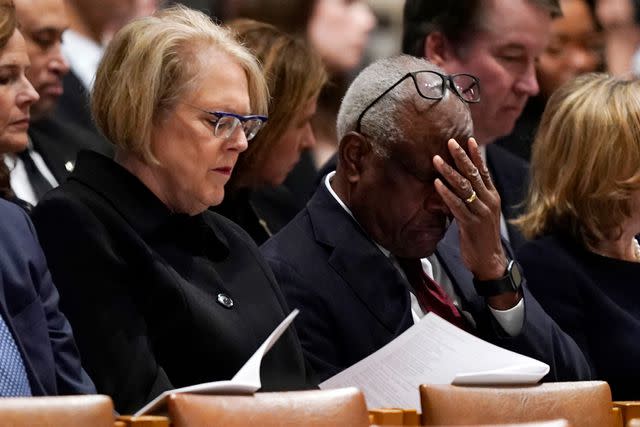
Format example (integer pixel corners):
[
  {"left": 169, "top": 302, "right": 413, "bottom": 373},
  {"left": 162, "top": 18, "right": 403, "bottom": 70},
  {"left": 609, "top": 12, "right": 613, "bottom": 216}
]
[
  {"left": 236, "top": 0, "right": 374, "bottom": 74},
  {"left": 0, "top": 0, "right": 94, "bottom": 398},
  {"left": 236, "top": 0, "right": 375, "bottom": 202},
  {"left": 214, "top": 19, "right": 326, "bottom": 243},
  {"left": 32, "top": 7, "right": 314, "bottom": 413},
  {"left": 515, "top": 73, "right": 640, "bottom": 400},
  {"left": 0, "top": 0, "right": 39, "bottom": 206}
]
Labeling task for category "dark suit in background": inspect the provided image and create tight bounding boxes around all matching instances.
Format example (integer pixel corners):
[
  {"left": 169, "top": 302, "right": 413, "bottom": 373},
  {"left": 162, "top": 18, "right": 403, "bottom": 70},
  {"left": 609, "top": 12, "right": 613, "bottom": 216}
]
[
  {"left": 261, "top": 183, "right": 591, "bottom": 382},
  {"left": 29, "top": 113, "right": 113, "bottom": 184},
  {"left": 31, "top": 151, "right": 314, "bottom": 414},
  {"left": 25, "top": 71, "right": 113, "bottom": 187},
  {"left": 0, "top": 198, "right": 95, "bottom": 396},
  {"left": 494, "top": 96, "right": 545, "bottom": 163},
  {"left": 57, "top": 72, "right": 95, "bottom": 131},
  {"left": 485, "top": 143, "right": 529, "bottom": 252}
]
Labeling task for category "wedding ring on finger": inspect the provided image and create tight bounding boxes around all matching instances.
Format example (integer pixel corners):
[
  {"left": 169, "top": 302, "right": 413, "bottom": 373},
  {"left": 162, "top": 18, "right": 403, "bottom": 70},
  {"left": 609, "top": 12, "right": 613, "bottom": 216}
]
[{"left": 464, "top": 190, "right": 477, "bottom": 204}]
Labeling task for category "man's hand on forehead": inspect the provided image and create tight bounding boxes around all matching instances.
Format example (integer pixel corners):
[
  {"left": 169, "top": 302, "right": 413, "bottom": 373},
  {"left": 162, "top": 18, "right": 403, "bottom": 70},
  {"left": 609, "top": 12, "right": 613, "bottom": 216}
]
[{"left": 432, "top": 138, "right": 508, "bottom": 282}]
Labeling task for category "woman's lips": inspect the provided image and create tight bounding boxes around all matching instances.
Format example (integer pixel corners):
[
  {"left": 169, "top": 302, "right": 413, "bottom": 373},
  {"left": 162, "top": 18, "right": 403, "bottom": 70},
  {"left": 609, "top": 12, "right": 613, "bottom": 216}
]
[
  {"left": 213, "top": 166, "right": 233, "bottom": 176},
  {"left": 9, "top": 118, "right": 30, "bottom": 129}
]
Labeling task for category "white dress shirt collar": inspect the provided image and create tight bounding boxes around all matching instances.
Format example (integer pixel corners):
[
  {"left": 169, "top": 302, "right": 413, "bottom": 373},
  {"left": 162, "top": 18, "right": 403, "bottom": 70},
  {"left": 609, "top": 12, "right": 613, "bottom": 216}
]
[
  {"left": 323, "top": 169, "right": 524, "bottom": 334},
  {"left": 61, "top": 30, "right": 104, "bottom": 90},
  {"left": 5, "top": 145, "right": 58, "bottom": 206}
]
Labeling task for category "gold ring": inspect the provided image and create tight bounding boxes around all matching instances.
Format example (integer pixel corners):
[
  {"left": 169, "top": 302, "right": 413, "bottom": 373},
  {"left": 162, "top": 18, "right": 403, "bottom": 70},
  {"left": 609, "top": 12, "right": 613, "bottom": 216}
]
[{"left": 464, "top": 190, "right": 477, "bottom": 204}]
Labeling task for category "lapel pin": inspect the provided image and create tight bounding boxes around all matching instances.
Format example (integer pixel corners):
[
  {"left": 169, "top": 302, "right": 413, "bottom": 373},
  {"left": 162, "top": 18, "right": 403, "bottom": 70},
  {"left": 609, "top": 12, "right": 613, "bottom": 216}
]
[{"left": 217, "top": 293, "right": 234, "bottom": 309}]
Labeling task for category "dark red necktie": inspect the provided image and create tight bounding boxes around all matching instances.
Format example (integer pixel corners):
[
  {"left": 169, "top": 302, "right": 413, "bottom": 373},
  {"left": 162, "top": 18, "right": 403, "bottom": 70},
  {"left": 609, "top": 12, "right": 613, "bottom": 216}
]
[{"left": 397, "top": 257, "right": 468, "bottom": 331}]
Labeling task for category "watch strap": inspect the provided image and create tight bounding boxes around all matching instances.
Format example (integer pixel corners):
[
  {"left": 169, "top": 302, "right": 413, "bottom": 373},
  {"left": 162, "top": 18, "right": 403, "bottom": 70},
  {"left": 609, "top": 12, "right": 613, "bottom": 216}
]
[{"left": 473, "top": 260, "right": 521, "bottom": 297}]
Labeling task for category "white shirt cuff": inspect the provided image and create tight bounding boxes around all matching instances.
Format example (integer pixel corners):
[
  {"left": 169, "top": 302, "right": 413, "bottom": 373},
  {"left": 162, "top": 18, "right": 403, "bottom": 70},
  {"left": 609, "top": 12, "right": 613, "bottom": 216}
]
[{"left": 489, "top": 297, "right": 525, "bottom": 337}]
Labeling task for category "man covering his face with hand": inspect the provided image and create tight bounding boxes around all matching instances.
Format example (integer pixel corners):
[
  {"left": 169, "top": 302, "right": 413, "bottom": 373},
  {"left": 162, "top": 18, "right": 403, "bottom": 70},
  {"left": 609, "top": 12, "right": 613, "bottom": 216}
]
[{"left": 261, "top": 55, "right": 591, "bottom": 383}]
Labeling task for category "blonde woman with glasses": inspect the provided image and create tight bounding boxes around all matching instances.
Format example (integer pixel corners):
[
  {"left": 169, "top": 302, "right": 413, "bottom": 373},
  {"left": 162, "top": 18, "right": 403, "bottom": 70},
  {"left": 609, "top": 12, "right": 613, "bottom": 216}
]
[
  {"left": 30, "top": 6, "right": 314, "bottom": 413},
  {"left": 515, "top": 72, "right": 640, "bottom": 400}
]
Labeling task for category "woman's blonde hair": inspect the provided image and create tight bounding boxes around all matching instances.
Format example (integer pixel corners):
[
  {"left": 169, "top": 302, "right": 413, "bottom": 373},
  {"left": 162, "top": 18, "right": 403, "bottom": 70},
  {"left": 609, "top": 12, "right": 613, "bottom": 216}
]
[
  {"left": 226, "top": 19, "right": 326, "bottom": 189},
  {"left": 91, "top": 6, "right": 268, "bottom": 163},
  {"left": 0, "top": 0, "right": 16, "bottom": 200},
  {"left": 515, "top": 73, "right": 640, "bottom": 246},
  {"left": 0, "top": 0, "right": 14, "bottom": 48}
]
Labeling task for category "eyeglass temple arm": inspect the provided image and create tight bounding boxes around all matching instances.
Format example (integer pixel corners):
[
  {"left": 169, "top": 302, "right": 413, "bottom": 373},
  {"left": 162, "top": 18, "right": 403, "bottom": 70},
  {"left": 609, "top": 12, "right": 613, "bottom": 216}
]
[{"left": 356, "top": 74, "right": 410, "bottom": 133}]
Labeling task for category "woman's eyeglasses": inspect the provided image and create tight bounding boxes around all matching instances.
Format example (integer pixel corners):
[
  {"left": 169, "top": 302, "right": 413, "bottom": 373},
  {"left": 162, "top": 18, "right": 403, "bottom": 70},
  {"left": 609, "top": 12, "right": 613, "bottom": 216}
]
[{"left": 186, "top": 104, "right": 268, "bottom": 141}]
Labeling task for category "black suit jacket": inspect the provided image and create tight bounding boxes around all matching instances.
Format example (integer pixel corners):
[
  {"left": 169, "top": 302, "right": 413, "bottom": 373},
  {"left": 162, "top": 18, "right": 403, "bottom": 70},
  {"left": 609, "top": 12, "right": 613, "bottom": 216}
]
[
  {"left": 494, "top": 96, "right": 545, "bottom": 163},
  {"left": 316, "top": 145, "right": 530, "bottom": 252},
  {"left": 0, "top": 198, "right": 95, "bottom": 396},
  {"left": 29, "top": 114, "right": 113, "bottom": 184},
  {"left": 27, "top": 70, "right": 113, "bottom": 184},
  {"left": 31, "top": 151, "right": 313, "bottom": 413},
  {"left": 260, "top": 183, "right": 592, "bottom": 382},
  {"left": 57, "top": 71, "right": 96, "bottom": 132},
  {"left": 485, "top": 143, "right": 529, "bottom": 251}
]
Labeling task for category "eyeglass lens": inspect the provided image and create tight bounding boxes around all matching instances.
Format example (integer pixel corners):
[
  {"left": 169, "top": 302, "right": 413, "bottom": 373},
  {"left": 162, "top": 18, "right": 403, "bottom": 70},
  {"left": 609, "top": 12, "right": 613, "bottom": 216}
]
[
  {"left": 450, "top": 74, "right": 480, "bottom": 102},
  {"left": 414, "top": 71, "right": 479, "bottom": 103},
  {"left": 214, "top": 115, "right": 264, "bottom": 141}
]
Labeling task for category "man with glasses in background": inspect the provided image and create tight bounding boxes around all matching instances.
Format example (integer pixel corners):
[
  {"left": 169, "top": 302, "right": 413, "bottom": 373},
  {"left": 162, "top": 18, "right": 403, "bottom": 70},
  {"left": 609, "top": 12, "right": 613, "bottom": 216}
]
[
  {"left": 261, "top": 55, "right": 591, "bottom": 382},
  {"left": 402, "top": 0, "right": 561, "bottom": 252}
]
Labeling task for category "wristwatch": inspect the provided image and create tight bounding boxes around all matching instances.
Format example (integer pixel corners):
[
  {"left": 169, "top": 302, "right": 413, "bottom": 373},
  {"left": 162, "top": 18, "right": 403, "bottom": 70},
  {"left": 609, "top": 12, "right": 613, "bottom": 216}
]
[{"left": 473, "top": 259, "right": 523, "bottom": 297}]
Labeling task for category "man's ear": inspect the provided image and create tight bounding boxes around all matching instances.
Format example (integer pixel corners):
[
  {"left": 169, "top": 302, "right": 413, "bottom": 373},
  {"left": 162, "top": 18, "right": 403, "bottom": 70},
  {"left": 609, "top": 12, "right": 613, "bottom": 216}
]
[
  {"left": 338, "top": 132, "right": 370, "bottom": 184},
  {"left": 424, "top": 31, "right": 455, "bottom": 67}
]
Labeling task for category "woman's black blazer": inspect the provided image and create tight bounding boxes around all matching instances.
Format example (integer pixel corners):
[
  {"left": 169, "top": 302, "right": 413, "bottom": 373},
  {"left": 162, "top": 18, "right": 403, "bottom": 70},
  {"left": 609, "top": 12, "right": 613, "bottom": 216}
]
[{"left": 31, "top": 151, "right": 314, "bottom": 413}]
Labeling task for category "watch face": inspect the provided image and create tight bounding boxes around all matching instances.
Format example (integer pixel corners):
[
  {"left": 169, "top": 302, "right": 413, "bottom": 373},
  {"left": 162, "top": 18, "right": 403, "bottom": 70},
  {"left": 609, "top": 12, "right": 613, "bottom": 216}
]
[{"left": 510, "top": 260, "right": 523, "bottom": 290}]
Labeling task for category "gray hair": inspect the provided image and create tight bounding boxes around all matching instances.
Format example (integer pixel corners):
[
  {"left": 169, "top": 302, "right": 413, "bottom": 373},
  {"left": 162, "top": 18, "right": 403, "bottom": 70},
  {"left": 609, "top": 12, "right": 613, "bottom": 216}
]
[{"left": 337, "top": 55, "right": 448, "bottom": 158}]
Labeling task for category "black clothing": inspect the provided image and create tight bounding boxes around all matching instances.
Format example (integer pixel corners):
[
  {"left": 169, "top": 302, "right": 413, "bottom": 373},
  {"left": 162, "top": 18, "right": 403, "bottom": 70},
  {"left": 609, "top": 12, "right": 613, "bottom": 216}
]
[
  {"left": 29, "top": 71, "right": 113, "bottom": 185},
  {"left": 31, "top": 151, "right": 314, "bottom": 413},
  {"left": 213, "top": 186, "right": 302, "bottom": 245},
  {"left": 261, "top": 183, "right": 592, "bottom": 383},
  {"left": 495, "top": 96, "right": 546, "bottom": 163},
  {"left": 485, "top": 144, "right": 529, "bottom": 252},
  {"left": 518, "top": 233, "right": 640, "bottom": 400}
]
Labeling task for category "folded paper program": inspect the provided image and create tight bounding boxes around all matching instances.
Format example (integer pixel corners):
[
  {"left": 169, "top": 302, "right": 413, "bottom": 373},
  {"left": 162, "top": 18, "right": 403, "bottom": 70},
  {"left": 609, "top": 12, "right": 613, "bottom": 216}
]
[
  {"left": 320, "top": 313, "right": 549, "bottom": 410},
  {"left": 134, "top": 309, "right": 300, "bottom": 416}
]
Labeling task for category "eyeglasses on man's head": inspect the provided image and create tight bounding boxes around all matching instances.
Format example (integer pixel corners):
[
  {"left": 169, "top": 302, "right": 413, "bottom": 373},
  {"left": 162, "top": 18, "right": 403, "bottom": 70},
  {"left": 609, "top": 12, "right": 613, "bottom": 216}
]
[{"left": 356, "top": 70, "right": 480, "bottom": 133}]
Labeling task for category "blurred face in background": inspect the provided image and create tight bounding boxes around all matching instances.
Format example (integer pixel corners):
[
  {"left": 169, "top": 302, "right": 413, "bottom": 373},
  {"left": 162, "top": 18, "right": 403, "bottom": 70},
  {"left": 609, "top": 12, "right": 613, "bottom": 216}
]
[
  {"left": 70, "top": 0, "right": 137, "bottom": 38},
  {"left": 15, "top": 0, "right": 69, "bottom": 120},
  {"left": 307, "top": 0, "right": 376, "bottom": 73},
  {"left": 103, "top": 0, "right": 159, "bottom": 41},
  {"left": 536, "top": 0, "right": 602, "bottom": 100},
  {"left": 432, "top": 0, "right": 552, "bottom": 144},
  {"left": 132, "top": 0, "right": 157, "bottom": 17},
  {"left": 76, "top": 0, "right": 136, "bottom": 22},
  {"left": 260, "top": 95, "right": 318, "bottom": 186},
  {"left": 0, "top": 30, "right": 40, "bottom": 153}
]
